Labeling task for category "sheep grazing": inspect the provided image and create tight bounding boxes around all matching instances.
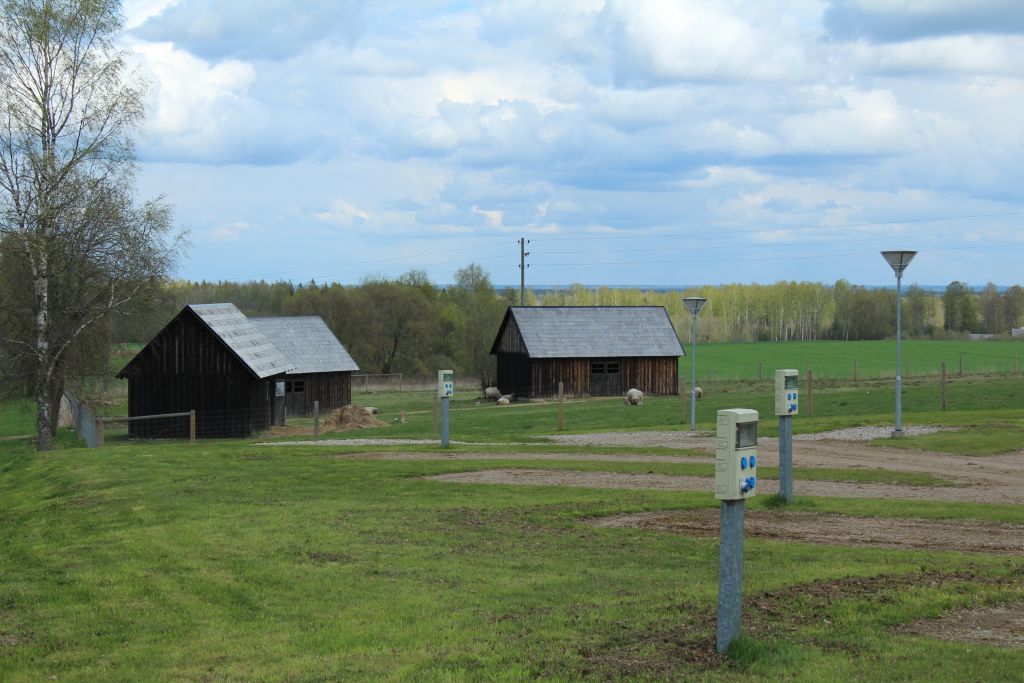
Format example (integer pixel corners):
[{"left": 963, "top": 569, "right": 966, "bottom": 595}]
[
  {"left": 483, "top": 386, "right": 501, "bottom": 401},
  {"left": 363, "top": 406, "right": 381, "bottom": 415},
  {"left": 496, "top": 397, "right": 510, "bottom": 406},
  {"left": 624, "top": 388, "right": 644, "bottom": 406},
  {"left": 694, "top": 387, "right": 703, "bottom": 400}
]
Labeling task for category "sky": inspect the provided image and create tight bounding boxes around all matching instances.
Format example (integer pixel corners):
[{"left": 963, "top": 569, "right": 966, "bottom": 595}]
[{"left": 121, "top": 0, "right": 1024, "bottom": 288}]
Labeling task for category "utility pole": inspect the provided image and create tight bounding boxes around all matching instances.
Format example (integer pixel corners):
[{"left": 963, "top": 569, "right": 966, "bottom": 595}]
[{"left": 519, "top": 237, "right": 530, "bottom": 306}]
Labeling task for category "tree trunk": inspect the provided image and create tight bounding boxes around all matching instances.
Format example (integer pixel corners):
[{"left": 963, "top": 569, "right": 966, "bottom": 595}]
[{"left": 34, "top": 264, "right": 54, "bottom": 450}]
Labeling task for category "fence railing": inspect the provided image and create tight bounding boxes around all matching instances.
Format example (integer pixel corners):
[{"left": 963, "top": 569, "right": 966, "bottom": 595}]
[{"left": 63, "top": 391, "right": 100, "bottom": 448}]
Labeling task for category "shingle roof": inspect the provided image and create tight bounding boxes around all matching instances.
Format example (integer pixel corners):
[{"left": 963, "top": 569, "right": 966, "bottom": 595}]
[
  {"left": 500, "top": 306, "right": 684, "bottom": 358},
  {"left": 250, "top": 316, "right": 359, "bottom": 374},
  {"left": 188, "top": 304, "right": 295, "bottom": 379}
]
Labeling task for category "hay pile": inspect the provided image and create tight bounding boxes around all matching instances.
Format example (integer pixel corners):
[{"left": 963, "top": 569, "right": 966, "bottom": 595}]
[{"left": 322, "top": 404, "right": 386, "bottom": 431}]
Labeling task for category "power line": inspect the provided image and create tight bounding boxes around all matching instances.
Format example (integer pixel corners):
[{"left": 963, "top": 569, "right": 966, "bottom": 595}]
[{"left": 533, "top": 210, "right": 1024, "bottom": 244}]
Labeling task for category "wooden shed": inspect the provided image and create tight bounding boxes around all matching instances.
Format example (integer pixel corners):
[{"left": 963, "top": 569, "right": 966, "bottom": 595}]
[
  {"left": 117, "top": 303, "right": 294, "bottom": 438},
  {"left": 117, "top": 304, "right": 359, "bottom": 438},
  {"left": 250, "top": 316, "right": 359, "bottom": 417},
  {"left": 490, "top": 306, "right": 684, "bottom": 399}
]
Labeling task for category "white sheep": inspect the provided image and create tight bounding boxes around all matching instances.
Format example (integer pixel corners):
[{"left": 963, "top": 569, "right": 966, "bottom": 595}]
[
  {"left": 496, "top": 397, "right": 510, "bottom": 406},
  {"left": 694, "top": 386, "right": 703, "bottom": 400},
  {"left": 483, "top": 386, "right": 501, "bottom": 401},
  {"left": 624, "top": 388, "right": 644, "bottom": 406}
]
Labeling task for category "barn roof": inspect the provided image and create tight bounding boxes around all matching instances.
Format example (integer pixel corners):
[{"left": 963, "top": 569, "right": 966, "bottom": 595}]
[
  {"left": 491, "top": 306, "right": 684, "bottom": 358},
  {"left": 186, "top": 303, "right": 296, "bottom": 379},
  {"left": 250, "top": 316, "right": 359, "bottom": 374}
]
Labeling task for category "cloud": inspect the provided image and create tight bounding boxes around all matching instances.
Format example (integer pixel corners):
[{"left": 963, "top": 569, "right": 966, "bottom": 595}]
[
  {"left": 132, "top": 41, "right": 327, "bottom": 164},
  {"left": 131, "top": 0, "right": 366, "bottom": 60},
  {"left": 316, "top": 200, "right": 371, "bottom": 227},
  {"left": 601, "top": 0, "right": 814, "bottom": 86},
  {"left": 824, "top": 0, "right": 1024, "bottom": 43}
]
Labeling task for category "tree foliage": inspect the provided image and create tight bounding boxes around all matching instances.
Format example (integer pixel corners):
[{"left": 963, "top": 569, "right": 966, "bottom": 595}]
[{"left": 0, "top": 0, "right": 182, "bottom": 449}]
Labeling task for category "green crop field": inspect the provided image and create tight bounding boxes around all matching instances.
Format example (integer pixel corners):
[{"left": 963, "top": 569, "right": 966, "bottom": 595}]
[{"left": 690, "top": 339, "right": 1024, "bottom": 382}]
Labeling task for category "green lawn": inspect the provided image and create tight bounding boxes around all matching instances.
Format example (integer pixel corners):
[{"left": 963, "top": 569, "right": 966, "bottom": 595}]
[
  {"left": 694, "top": 338, "right": 1024, "bottom": 381},
  {"left": 1, "top": 439, "right": 1023, "bottom": 681}
]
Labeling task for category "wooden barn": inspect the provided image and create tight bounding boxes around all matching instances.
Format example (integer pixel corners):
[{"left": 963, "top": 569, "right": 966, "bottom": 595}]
[
  {"left": 490, "top": 306, "right": 684, "bottom": 399},
  {"left": 117, "top": 304, "right": 358, "bottom": 438},
  {"left": 250, "top": 316, "right": 359, "bottom": 417}
]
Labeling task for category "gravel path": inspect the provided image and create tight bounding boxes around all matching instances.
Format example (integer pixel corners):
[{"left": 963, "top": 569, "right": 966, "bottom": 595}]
[{"left": 543, "top": 425, "right": 955, "bottom": 448}]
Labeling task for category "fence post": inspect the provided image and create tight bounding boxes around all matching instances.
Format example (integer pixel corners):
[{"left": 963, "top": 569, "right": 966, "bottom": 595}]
[
  {"left": 190, "top": 410, "right": 196, "bottom": 443},
  {"left": 807, "top": 369, "right": 814, "bottom": 418},
  {"left": 400, "top": 373, "right": 403, "bottom": 392},
  {"left": 940, "top": 362, "right": 948, "bottom": 411},
  {"left": 679, "top": 378, "right": 686, "bottom": 425},
  {"left": 400, "top": 410, "right": 406, "bottom": 424},
  {"left": 95, "top": 417, "right": 104, "bottom": 448},
  {"left": 558, "top": 381, "right": 564, "bottom": 431},
  {"left": 313, "top": 401, "right": 320, "bottom": 438}
]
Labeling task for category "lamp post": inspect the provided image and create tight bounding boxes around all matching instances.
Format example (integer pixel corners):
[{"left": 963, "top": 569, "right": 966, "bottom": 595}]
[
  {"left": 881, "top": 251, "right": 916, "bottom": 438},
  {"left": 683, "top": 296, "right": 708, "bottom": 432}
]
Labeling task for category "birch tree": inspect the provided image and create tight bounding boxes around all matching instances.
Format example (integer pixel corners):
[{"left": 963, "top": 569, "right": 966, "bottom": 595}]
[{"left": 0, "top": 0, "right": 181, "bottom": 449}]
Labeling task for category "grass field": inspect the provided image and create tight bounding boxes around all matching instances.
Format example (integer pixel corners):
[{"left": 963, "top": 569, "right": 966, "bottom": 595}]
[
  {"left": 3, "top": 341, "right": 1024, "bottom": 680},
  {"left": 1, "top": 437, "right": 1023, "bottom": 682},
  {"left": 694, "top": 338, "right": 1024, "bottom": 381}
]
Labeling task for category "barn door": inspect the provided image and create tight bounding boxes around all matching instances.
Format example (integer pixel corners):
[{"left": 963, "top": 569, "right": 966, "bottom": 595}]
[{"left": 590, "top": 360, "right": 621, "bottom": 396}]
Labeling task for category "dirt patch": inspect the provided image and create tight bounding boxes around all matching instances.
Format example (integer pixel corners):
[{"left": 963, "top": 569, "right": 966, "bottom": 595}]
[
  {"left": 306, "top": 551, "right": 355, "bottom": 564},
  {"left": 427, "top": 468, "right": 1024, "bottom": 504},
  {"left": 589, "top": 510, "right": 1024, "bottom": 554},
  {"left": 900, "top": 604, "right": 1024, "bottom": 647},
  {"left": 322, "top": 405, "right": 386, "bottom": 431}
]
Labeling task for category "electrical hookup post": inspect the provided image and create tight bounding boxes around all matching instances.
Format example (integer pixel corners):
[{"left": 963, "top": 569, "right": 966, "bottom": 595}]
[
  {"left": 714, "top": 408, "right": 758, "bottom": 654},
  {"left": 775, "top": 369, "right": 799, "bottom": 503},
  {"left": 438, "top": 370, "right": 454, "bottom": 448}
]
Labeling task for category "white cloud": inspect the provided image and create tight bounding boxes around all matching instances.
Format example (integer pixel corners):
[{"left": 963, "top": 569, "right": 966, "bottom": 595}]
[{"left": 316, "top": 200, "right": 372, "bottom": 226}]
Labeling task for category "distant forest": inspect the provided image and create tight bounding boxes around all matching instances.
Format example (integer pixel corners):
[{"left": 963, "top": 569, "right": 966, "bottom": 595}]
[{"left": 103, "top": 265, "right": 1024, "bottom": 384}]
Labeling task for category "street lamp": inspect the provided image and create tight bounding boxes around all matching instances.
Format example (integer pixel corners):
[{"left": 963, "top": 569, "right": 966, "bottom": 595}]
[
  {"left": 683, "top": 296, "right": 708, "bottom": 432},
  {"left": 881, "top": 251, "right": 916, "bottom": 438}
]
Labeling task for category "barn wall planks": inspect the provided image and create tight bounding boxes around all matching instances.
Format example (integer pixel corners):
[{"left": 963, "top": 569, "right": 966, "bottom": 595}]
[{"left": 283, "top": 372, "right": 352, "bottom": 417}]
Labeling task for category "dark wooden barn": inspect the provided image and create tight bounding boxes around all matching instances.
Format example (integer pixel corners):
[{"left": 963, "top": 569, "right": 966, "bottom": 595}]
[
  {"left": 117, "top": 304, "right": 359, "bottom": 438},
  {"left": 490, "top": 306, "right": 684, "bottom": 399},
  {"left": 250, "top": 316, "right": 359, "bottom": 417}
]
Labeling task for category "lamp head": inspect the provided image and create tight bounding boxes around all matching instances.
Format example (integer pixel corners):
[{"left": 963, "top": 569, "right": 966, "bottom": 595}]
[
  {"left": 881, "top": 251, "right": 916, "bottom": 277},
  {"left": 683, "top": 296, "right": 708, "bottom": 316}
]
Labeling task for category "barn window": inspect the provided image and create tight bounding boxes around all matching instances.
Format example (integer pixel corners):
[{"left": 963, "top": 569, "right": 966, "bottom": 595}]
[
  {"left": 285, "top": 380, "right": 305, "bottom": 393},
  {"left": 591, "top": 362, "right": 605, "bottom": 373},
  {"left": 606, "top": 362, "right": 620, "bottom": 374}
]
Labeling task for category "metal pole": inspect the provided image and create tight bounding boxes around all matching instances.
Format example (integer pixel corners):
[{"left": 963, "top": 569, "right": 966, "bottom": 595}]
[
  {"left": 440, "top": 396, "right": 450, "bottom": 448},
  {"left": 894, "top": 272, "right": 904, "bottom": 438},
  {"left": 313, "top": 401, "right": 320, "bottom": 438},
  {"left": 690, "top": 313, "right": 698, "bottom": 432},
  {"left": 716, "top": 498, "right": 745, "bottom": 653},
  {"left": 778, "top": 415, "right": 793, "bottom": 502},
  {"left": 519, "top": 238, "right": 526, "bottom": 306}
]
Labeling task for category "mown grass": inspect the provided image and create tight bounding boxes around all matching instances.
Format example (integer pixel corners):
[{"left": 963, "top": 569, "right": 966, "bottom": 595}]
[{"left": 1, "top": 439, "right": 1023, "bottom": 682}]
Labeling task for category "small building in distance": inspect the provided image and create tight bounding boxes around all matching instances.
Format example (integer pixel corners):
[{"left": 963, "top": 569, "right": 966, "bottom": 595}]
[
  {"left": 489, "top": 306, "right": 684, "bottom": 399},
  {"left": 250, "top": 316, "right": 359, "bottom": 417},
  {"left": 118, "top": 304, "right": 358, "bottom": 438}
]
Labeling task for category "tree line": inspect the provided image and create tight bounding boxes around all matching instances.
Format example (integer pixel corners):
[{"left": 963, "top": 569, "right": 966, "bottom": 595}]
[{"left": 94, "top": 273, "right": 1021, "bottom": 386}]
